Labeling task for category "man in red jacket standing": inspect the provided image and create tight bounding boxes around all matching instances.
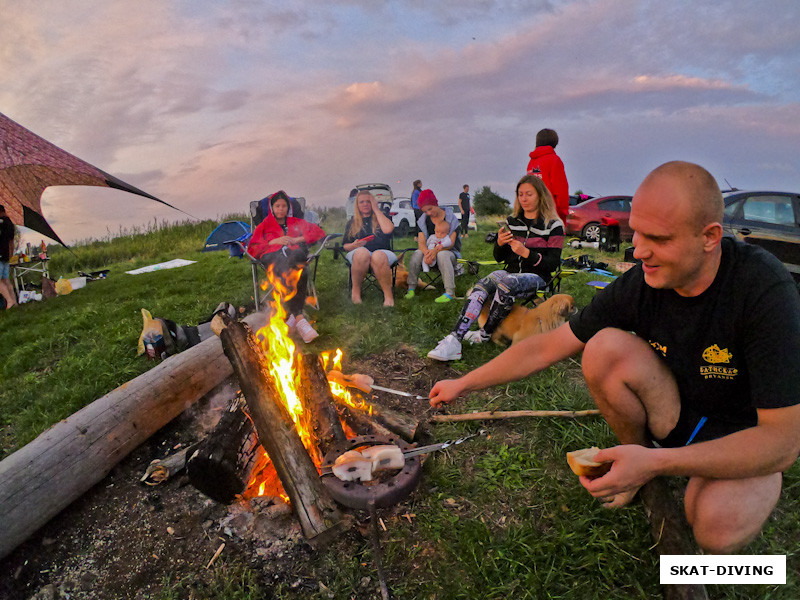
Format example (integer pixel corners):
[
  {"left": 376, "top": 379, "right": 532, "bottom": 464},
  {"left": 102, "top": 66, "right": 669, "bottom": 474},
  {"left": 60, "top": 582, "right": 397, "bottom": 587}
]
[{"left": 527, "top": 128, "right": 569, "bottom": 223}]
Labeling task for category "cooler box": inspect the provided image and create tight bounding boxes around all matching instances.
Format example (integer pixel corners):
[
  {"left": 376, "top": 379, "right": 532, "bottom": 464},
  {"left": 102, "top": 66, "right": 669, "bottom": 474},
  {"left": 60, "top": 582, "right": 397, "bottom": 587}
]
[{"left": 599, "top": 217, "right": 620, "bottom": 252}]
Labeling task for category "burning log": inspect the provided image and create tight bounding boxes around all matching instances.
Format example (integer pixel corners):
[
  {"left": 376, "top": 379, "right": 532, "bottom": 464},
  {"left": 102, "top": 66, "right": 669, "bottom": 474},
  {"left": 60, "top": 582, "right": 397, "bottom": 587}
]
[
  {"left": 296, "top": 352, "right": 347, "bottom": 454},
  {"left": 336, "top": 403, "right": 395, "bottom": 439},
  {"left": 362, "top": 398, "right": 422, "bottom": 442},
  {"left": 215, "top": 315, "right": 344, "bottom": 542},
  {"left": 186, "top": 395, "right": 261, "bottom": 503}
]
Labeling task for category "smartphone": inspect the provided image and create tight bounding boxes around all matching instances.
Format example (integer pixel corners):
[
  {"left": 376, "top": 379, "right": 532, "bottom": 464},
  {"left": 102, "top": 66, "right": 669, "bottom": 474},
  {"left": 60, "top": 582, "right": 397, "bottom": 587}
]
[
  {"left": 361, "top": 235, "right": 376, "bottom": 242},
  {"left": 496, "top": 220, "right": 510, "bottom": 233}
]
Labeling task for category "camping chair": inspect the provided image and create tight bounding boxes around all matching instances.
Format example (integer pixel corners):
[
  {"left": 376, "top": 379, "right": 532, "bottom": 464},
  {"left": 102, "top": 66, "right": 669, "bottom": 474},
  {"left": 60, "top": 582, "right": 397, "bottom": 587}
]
[
  {"left": 228, "top": 233, "right": 341, "bottom": 311},
  {"left": 345, "top": 236, "right": 399, "bottom": 295}
]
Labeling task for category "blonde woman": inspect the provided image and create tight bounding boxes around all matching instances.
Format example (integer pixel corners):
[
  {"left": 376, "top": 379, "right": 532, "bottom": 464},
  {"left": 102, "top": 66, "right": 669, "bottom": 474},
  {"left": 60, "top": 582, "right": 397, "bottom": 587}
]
[
  {"left": 428, "top": 174, "right": 564, "bottom": 361},
  {"left": 342, "top": 190, "right": 396, "bottom": 306}
]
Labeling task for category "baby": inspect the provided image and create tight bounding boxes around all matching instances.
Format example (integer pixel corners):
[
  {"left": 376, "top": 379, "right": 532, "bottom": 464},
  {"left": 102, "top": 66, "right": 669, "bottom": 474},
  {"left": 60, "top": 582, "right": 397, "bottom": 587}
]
[{"left": 423, "top": 220, "right": 453, "bottom": 272}]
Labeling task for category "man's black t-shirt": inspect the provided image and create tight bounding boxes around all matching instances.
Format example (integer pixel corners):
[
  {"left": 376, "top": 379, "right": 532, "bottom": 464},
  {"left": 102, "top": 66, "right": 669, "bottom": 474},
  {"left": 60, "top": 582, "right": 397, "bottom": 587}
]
[
  {"left": 0, "top": 215, "right": 15, "bottom": 262},
  {"left": 569, "top": 238, "right": 800, "bottom": 439},
  {"left": 459, "top": 191, "right": 470, "bottom": 212}
]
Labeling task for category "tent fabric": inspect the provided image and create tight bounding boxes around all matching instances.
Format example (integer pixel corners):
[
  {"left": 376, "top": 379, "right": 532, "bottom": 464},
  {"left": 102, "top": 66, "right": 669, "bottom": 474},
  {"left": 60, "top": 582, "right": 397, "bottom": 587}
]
[
  {"left": 202, "top": 221, "right": 251, "bottom": 253},
  {"left": 0, "top": 112, "right": 183, "bottom": 246}
]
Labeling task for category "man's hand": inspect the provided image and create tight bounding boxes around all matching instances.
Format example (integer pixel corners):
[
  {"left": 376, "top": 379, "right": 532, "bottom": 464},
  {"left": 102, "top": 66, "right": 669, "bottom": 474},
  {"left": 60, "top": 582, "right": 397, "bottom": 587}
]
[
  {"left": 429, "top": 378, "right": 464, "bottom": 408},
  {"left": 578, "top": 445, "right": 657, "bottom": 507},
  {"left": 271, "top": 236, "right": 293, "bottom": 246}
]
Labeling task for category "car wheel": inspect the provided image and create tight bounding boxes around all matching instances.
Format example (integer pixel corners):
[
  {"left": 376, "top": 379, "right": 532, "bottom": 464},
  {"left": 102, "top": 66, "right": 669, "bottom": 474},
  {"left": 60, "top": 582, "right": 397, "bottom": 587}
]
[
  {"left": 396, "top": 220, "right": 409, "bottom": 237},
  {"left": 582, "top": 222, "right": 601, "bottom": 242}
]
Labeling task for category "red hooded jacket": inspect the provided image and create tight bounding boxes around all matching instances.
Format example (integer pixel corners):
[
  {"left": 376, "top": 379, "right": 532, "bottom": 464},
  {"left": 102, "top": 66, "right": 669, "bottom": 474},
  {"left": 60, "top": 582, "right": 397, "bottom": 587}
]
[
  {"left": 247, "top": 212, "right": 325, "bottom": 259},
  {"left": 526, "top": 146, "right": 569, "bottom": 223}
]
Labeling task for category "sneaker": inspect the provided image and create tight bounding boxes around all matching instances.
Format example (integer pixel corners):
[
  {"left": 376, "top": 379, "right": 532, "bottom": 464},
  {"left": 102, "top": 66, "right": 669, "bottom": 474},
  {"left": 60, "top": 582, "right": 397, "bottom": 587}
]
[
  {"left": 463, "top": 329, "right": 490, "bottom": 345},
  {"left": 427, "top": 334, "right": 462, "bottom": 361},
  {"left": 404, "top": 289, "right": 415, "bottom": 300},
  {"left": 285, "top": 314, "right": 297, "bottom": 332},
  {"left": 434, "top": 293, "right": 454, "bottom": 304},
  {"left": 295, "top": 317, "right": 319, "bottom": 343}
]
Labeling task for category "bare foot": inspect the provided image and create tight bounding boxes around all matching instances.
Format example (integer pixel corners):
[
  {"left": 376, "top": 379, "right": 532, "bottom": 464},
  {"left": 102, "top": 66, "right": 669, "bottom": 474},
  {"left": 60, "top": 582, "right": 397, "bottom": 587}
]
[
  {"left": 600, "top": 487, "right": 640, "bottom": 508},
  {"left": 383, "top": 299, "right": 394, "bottom": 307},
  {"left": 351, "top": 294, "right": 362, "bottom": 305}
]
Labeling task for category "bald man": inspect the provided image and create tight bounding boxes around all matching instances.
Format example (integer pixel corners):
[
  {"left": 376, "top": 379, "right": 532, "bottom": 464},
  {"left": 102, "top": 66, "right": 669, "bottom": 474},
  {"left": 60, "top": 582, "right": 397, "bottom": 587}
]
[{"left": 429, "top": 161, "right": 800, "bottom": 553}]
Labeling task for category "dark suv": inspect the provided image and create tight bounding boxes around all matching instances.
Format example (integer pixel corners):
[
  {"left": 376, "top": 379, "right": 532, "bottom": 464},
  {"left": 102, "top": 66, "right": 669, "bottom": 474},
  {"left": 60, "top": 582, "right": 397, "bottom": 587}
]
[{"left": 722, "top": 190, "right": 800, "bottom": 281}]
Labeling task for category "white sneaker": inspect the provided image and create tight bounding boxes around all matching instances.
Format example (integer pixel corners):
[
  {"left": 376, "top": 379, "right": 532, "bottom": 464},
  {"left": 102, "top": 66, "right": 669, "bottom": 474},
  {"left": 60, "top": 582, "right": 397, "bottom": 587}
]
[
  {"left": 285, "top": 314, "right": 297, "bottom": 331},
  {"left": 427, "top": 334, "right": 462, "bottom": 361},
  {"left": 295, "top": 317, "right": 319, "bottom": 343},
  {"left": 463, "top": 329, "right": 490, "bottom": 345}
]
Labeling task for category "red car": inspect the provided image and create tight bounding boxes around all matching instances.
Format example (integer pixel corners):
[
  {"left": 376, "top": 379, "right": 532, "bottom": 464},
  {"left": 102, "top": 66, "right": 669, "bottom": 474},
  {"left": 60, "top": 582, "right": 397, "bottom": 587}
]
[{"left": 565, "top": 195, "right": 633, "bottom": 241}]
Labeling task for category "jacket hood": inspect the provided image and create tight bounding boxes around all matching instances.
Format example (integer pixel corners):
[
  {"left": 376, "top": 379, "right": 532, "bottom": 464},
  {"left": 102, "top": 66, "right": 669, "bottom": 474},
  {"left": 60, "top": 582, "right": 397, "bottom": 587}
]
[{"left": 529, "top": 146, "right": 556, "bottom": 160}]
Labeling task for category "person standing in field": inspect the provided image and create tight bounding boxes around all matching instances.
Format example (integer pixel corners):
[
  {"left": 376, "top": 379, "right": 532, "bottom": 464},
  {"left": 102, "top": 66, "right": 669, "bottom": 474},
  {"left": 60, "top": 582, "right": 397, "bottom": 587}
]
[
  {"left": 411, "top": 179, "right": 423, "bottom": 223},
  {"left": 0, "top": 204, "right": 17, "bottom": 309},
  {"left": 458, "top": 184, "right": 471, "bottom": 237},
  {"left": 527, "top": 128, "right": 569, "bottom": 223}
]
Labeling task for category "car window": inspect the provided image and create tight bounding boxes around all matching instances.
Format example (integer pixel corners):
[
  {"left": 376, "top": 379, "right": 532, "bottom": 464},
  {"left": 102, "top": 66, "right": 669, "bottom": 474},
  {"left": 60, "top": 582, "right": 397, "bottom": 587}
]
[
  {"left": 399, "top": 201, "right": 411, "bottom": 209},
  {"left": 739, "top": 195, "right": 796, "bottom": 226},
  {"left": 597, "top": 198, "right": 630, "bottom": 212}
]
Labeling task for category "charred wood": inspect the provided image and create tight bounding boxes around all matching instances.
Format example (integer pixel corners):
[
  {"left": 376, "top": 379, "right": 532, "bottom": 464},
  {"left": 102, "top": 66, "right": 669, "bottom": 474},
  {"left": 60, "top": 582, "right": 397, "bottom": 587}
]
[
  {"left": 215, "top": 315, "right": 343, "bottom": 542},
  {"left": 186, "top": 395, "right": 261, "bottom": 503}
]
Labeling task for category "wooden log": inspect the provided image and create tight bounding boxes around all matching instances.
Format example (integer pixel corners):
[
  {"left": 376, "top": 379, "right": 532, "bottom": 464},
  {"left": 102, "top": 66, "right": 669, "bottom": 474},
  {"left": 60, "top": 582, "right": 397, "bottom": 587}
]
[
  {"left": 429, "top": 409, "right": 601, "bottom": 423},
  {"left": 361, "top": 398, "right": 421, "bottom": 442},
  {"left": 336, "top": 404, "right": 395, "bottom": 439},
  {"left": 186, "top": 395, "right": 261, "bottom": 503},
  {"left": 0, "top": 311, "right": 267, "bottom": 561},
  {"left": 216, "top": 316, "right": 343, "bottom": 542},
  {"left": 296, "top": 352, "right": 346, "bottom": 454},
  {"left": 639, "top": 478, "right": 709, "bottom": 600}
]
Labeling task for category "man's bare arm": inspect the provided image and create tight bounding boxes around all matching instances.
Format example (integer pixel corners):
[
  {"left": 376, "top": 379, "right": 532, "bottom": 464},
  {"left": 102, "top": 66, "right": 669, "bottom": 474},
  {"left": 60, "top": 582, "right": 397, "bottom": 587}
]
[
  {"left": 430, "top": 322, "right": 585, "bottom": 406},
  {"left": 586, "top": 404, "right": 800, "bottom": 499}
]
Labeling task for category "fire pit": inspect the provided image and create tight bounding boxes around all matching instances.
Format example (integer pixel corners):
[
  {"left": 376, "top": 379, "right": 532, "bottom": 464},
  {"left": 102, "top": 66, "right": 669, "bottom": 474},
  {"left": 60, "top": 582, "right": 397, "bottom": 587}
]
[{"left": 320, "top": 434, "right": 422, "bottom": 510}]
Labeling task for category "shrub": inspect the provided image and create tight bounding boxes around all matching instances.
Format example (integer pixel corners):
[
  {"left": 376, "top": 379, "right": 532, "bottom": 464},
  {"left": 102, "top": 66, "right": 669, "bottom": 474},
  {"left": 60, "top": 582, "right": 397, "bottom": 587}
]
[{"left": 473, "top": 186, "right": 510, "bottom": 216}]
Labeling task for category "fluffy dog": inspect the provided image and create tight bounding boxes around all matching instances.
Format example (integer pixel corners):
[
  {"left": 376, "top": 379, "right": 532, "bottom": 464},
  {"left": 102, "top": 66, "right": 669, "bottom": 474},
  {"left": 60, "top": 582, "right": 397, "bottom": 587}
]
[
  {"left": 394, "top": 260, "right": 435, "bottom": 290},
  {"left": 477, "top": 293, "right": 576, "bottom": 346}
]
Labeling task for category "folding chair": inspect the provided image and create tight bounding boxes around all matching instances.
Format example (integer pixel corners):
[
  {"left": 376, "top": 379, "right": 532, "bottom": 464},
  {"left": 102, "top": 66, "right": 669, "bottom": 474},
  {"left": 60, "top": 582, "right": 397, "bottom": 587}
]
[{"left": 344, "top": 238, "right": 406, "bottom": 295}]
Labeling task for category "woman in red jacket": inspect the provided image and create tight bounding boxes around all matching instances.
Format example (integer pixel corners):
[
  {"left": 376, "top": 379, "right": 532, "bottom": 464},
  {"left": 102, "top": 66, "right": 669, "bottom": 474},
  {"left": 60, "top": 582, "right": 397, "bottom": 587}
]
[{"left": 247, "top": 191, "right": 325, "bottom": 342}]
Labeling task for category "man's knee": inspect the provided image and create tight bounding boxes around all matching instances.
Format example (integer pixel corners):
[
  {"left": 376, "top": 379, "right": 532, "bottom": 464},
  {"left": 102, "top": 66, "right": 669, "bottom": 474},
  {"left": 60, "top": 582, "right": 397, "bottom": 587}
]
[
  {"left": 582, "top": 328, "right": 642, "bottom": 383},
  {"left": 686, "top": 474, "right": 782, "bottom": 553}
]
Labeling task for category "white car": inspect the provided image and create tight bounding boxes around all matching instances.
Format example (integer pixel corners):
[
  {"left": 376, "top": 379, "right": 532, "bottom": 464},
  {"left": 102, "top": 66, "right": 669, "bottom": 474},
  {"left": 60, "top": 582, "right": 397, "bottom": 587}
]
[{"left": 388, "top": 197, "right": 417, "bottom": 236}]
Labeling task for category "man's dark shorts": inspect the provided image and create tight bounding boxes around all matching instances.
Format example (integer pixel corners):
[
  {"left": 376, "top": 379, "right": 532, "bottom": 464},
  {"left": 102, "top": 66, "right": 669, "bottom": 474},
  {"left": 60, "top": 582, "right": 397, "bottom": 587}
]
[{"left": 652, "top": 404, "right": 756, "bottom": 448}]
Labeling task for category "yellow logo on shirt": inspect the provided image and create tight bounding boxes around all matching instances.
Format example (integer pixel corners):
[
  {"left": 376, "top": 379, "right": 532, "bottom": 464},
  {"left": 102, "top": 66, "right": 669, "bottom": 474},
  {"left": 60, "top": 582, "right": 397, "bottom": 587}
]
[
  {"left": 700, "top": 344, "right": 737, "bottom": 380},
  {"left": 702, "top": 344, "right": 732, "bottom": 364}
]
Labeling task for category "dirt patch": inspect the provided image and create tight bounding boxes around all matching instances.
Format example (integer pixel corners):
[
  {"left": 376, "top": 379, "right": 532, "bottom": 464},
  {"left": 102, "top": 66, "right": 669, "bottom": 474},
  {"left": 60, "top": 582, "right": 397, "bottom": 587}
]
[{"left": 0, "top": 346, "right": 459, "bottom": 600}]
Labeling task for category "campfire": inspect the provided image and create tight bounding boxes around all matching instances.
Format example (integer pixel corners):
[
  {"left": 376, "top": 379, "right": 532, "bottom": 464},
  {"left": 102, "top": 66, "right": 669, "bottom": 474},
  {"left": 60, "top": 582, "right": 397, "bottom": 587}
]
[{"left": 185, "top": 263, "right": 423, "bottom": 542}]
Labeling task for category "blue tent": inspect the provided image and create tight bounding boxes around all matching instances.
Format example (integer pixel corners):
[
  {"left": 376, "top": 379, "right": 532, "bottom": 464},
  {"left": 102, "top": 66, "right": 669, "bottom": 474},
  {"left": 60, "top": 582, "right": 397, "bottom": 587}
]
[{"left": 202, "top": 221, "right": 251, "bottom": 256}]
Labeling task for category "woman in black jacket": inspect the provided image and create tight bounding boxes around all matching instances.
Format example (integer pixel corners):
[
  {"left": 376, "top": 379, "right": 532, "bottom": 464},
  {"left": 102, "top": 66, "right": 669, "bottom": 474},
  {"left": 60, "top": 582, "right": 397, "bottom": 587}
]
[{"left": 427, "top": 174, "right": 564, "bottom": 361}]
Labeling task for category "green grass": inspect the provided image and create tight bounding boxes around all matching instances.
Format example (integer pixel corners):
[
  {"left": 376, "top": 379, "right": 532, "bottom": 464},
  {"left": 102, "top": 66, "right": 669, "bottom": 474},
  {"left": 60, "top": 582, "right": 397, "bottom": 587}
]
[{"left": 2, "top": 216, "right": 798, "bottom": 600}]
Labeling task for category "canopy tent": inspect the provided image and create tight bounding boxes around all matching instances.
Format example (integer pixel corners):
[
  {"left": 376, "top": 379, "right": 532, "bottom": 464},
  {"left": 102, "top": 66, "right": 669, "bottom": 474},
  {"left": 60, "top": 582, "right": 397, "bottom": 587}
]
[{"left": 0, "top": 112, "right": 184, "bottom": 246}]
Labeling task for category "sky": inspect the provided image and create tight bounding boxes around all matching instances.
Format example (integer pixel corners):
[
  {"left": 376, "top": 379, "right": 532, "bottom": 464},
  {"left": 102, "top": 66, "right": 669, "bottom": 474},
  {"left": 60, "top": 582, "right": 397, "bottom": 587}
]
[{"left": 2, "top": 0, "right": 799, "bottom": 244}]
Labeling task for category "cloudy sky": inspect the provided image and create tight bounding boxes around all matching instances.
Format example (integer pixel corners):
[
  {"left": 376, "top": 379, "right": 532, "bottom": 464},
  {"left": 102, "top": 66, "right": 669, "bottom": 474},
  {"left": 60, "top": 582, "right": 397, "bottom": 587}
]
[{"left": 2, "top": 0, "right": 799, "bottom": 244}]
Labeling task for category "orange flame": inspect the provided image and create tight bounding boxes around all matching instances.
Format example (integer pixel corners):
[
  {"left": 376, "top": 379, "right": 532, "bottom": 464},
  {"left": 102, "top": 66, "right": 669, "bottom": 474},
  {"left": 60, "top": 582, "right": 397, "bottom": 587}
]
[
  {"left": 244, "top": 264, "right": 318, "bottom": 501},
  {"left": 320, "top": 350, "right": 373, "bottom": 415}
]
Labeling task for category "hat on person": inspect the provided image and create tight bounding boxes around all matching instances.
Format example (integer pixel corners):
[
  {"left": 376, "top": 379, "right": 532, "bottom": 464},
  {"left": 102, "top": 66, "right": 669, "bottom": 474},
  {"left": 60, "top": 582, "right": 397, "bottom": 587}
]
[{"left": 417, "top": 189, "right": 438, "bottom": 208}]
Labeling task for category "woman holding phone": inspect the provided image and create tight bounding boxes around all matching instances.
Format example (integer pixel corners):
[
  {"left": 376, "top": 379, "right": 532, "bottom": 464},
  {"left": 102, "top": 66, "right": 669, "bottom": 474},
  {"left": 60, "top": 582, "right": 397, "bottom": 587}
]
[
  {"left": 427, "top": 174, "right": 564, "bottom": 361},
  {"left": 343, "top": 190, "right": 396, "bottom": 306}
]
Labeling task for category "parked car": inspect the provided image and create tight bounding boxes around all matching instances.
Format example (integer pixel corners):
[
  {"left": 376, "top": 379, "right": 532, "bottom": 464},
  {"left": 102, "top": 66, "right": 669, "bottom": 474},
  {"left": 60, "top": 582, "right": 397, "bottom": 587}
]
[
  {"left": 346, "top": 183, "right": 394, "bottom": 219},
  {"left": 569, "top": 194, "right": 593, "bottom": 206},
  {"left": 722, "top": 190, "right": 800, "bottom": 280},
  {"left": 388, "top": 197, "right": 417, "bottom": 236},
  {"left": 566, "top": 195, "right": 633, "bottom": 241}
]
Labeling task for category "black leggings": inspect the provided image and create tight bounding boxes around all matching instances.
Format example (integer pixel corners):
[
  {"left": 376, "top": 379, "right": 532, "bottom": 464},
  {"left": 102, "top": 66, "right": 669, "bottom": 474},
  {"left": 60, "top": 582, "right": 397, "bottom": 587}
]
[{"left": 259, "top": 247, "right": 309, "bottom": 316}]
